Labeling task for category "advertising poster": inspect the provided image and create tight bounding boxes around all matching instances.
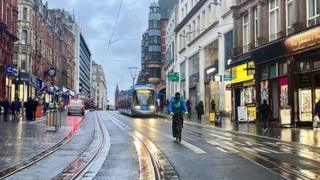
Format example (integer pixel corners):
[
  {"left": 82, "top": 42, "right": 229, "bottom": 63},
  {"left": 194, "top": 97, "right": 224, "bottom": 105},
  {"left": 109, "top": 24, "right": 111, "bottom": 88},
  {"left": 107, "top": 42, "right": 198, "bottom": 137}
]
[
  {"left": 247, "top": 106, "right": 256, "bottom": 122},
  {"left": 299, "top": 89, "right": 312, "bottom": 121},
  {"left": 238, "top": 106, "right": 248, "bottom": 122},
  {"left": 261, "top": 81, "right": 269, "bottom": 104},
  {"left": 279, "top": 77, "right": 289, "bottom": 109},
  {"left": 280, "top": 109, "right": 291, "bottom": 125}
]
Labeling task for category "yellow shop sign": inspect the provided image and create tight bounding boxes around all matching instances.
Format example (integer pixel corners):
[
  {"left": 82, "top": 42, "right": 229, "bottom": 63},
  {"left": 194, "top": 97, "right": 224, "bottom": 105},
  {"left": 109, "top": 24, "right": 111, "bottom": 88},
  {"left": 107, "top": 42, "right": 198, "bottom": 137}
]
[{"left": 231, "top": 62, "right": 255, "bottom": 84}]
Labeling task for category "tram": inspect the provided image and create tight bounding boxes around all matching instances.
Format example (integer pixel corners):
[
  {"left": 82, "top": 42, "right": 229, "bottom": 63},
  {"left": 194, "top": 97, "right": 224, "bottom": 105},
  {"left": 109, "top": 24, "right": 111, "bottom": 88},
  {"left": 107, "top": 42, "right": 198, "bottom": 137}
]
[{"left": 119, "top": 84, "right": 157, "bottom": 116}]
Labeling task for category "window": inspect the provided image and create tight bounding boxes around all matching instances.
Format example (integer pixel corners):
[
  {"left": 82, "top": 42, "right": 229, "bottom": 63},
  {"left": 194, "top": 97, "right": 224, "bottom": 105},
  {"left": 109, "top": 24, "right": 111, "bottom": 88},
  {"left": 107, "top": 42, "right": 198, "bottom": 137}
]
[
  {"left": 242, "top": 13, "right": 249, "bottom": 53},
  {"left": 23, "top": 7, "right": 28, "bottom": 21},
  {"left": 202, "top": 10, "right": 206, "bottom": 29},
  {"left": 269, "top": 0, "right": 280, "bottom": 41},
  {"left": 197, "top": 15, "right": 201, "bottom": 35},
  {"left": 21, "top": 30, "right": 28, "bottom": 45},
  {"left": 287, "top": 0, "right": 295, "bottom": 32},
  {"left": 19, "top": 54, "right": 27, "bottom": 70},
  {"left": 253, "top": 7, "right": 258, "bottom": 46},
  {"left": 307, "top": 0, "right": 320, "bottom": 26},
  {"left": 208, "top": 5, "right": 212, "bottom": 25},
  {"left": 279, "top": 62, "right": 288, "bottom": 76}
]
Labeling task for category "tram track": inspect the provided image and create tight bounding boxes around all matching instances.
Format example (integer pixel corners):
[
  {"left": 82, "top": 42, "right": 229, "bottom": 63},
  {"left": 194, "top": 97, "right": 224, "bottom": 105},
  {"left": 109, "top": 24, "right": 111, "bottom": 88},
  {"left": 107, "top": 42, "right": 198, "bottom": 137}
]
[
  {"left": 157, "top": 116, "right": 319, "bottom": 180},
  {"left": 0, "top": 115, "right": 87, "bottom": 180},
  {"left": 106, "top": 112, "right": 180, "bottom": 180},
  {"left": 53, "top": 112, "right": 106, "bottom": 180}
]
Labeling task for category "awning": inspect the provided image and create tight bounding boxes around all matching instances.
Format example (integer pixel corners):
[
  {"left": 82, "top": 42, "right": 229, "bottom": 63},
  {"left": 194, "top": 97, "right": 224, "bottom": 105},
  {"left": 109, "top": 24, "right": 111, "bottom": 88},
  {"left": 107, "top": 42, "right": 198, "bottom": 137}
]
[
  {"left": 251, "top": 38, "right": 286, "bottom": 65},
  {"left": 230, "top": 53, "right": 252, "bottom": 67}
]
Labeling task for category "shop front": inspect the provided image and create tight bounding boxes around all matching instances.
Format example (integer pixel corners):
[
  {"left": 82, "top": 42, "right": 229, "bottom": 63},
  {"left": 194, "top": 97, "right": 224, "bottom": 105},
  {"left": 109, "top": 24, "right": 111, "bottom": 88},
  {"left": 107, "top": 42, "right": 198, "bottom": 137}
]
[
  {"left": 204, "top": 41, "right": 219, "bottom": 114},
  {"left": 231, "top": 61, "right": 256, "bottom": 122},
  {"left": 188, "top": 53, "right": 200, "bottom": 105},
  {"left": 285, "top": 26, "right": 320, "bottom": 125}
]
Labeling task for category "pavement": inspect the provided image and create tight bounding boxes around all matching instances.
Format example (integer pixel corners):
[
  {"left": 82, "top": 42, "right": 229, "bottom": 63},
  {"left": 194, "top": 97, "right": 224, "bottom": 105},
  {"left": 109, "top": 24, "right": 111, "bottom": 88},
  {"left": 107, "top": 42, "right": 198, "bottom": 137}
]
[
  {"left": 0, "top": 111, "right": 84, "bottom": 174},
  {"left": 158, "top": 111, "right": 320, "bottom": 148}
]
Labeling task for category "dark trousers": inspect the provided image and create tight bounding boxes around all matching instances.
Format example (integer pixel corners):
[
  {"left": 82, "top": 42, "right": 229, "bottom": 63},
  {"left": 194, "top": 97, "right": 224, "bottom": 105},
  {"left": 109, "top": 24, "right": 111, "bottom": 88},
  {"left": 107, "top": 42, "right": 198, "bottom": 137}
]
[
  {"left": 172, "top": 112, "right": 183, "bottom": 137},
  {"left": 262, "top": 117, "right": 268, "bottom": 129},
  {"left": 197, "top": 114, "right": 202, "bottom": 123}
]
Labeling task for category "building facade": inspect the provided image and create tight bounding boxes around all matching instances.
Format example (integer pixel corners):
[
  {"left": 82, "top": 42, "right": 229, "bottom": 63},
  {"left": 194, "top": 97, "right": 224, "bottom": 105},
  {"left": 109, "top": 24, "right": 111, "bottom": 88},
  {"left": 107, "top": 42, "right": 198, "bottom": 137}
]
[
  {"left": 0, "top": 0, "right": 18, "bottom": 99},
  {"left": 13, "top": 0, "right": 76, "bottom": 103},
  {"left": 174, "top": 0, "right": 234, "bottom": 115},
  {"left": 91, "top": 61, "right": 107, "bottom": 110},
  {"left": 115, "top": 84, "right": 119, "bottom": 110},
  {"left": 74, "top": 33, "right": 91, "bottom": 98},
  {"left": 231, "top": 0, "right": 320, "bottom": 127}
]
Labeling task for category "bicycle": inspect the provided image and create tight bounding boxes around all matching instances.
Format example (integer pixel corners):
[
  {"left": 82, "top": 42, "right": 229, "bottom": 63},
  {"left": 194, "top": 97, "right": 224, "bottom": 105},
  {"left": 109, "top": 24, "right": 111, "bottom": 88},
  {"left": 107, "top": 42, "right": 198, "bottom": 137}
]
[{"left": 172, "top": 112, "right": 184, "bottom": 142}]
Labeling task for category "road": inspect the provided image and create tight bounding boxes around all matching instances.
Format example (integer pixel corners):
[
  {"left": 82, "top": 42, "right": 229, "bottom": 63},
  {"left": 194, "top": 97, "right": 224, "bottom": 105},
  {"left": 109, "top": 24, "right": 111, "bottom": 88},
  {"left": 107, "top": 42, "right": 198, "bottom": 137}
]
[{"left": 4, "top": 111, "right": 320, "bottom": 180}]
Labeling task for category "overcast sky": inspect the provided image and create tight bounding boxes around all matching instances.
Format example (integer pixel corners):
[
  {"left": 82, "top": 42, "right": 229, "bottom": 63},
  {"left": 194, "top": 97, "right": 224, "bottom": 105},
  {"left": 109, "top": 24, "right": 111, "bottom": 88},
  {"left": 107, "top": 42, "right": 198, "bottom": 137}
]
[{"left": 46, "top": 0, "right": 154, "bottom": 104}]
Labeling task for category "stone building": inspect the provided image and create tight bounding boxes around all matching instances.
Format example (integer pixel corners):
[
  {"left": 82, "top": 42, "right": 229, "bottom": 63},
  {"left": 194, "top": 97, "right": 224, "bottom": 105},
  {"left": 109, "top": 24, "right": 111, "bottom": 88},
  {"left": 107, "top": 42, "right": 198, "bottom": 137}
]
[
  {"left": 91, "top": 61, "right": 107, "bottom": 110},
  {"left": 0, "top": 0, "right": 18, "bottom": 99},
  {"left": 231, "top": 0, "right": 320, "bottom": 127}
]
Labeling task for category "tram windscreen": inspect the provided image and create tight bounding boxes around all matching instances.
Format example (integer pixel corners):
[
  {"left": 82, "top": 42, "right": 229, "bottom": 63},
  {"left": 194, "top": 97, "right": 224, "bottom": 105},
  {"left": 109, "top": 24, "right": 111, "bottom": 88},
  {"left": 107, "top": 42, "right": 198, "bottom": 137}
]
[{"left": 135, "top": 89, "right": 154, "bottom": 106}]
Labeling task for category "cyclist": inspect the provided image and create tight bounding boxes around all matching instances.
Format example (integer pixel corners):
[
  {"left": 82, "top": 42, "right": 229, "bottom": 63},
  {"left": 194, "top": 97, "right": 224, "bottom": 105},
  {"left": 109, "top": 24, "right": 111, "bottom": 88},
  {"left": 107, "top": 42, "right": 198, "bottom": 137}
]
[{"left": 167, "top": 92, "right": 188, "bottom": 138}]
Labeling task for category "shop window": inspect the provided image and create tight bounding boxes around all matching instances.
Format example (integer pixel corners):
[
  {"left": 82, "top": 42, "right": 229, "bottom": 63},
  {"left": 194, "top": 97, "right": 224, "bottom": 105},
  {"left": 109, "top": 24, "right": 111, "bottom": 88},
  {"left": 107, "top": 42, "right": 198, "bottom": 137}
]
[
  {"left": 261, "top": 66, "right": 268, "bottom": 80},
  {"left": 279, "top": 62, "right": 288, "bottom": 76},
  {"left": 298, "top": 61, "right": 311, "bottom": 71},
  {"left": 314, "top": 60, "right": 320, "bottom": 69},
  {"left": 307, "top": 0, "right": 320, "bottom": 27},
  {"left": 269, "top": 64, "right": 278, "bottom": 79}
]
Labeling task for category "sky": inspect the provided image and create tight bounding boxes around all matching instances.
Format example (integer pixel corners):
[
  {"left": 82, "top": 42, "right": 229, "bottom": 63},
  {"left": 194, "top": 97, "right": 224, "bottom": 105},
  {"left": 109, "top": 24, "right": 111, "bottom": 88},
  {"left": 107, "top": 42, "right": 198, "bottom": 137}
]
[{"left": 46, "top": 0, "right": 154, "bottom": 104}]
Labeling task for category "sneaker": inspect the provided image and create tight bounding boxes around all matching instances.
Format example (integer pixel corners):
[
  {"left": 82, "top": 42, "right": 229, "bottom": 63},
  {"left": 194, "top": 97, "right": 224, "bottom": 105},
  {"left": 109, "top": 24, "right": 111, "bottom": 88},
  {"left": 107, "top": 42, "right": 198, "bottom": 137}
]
[{"left": 263, "top": 128, "right": 268, "bottom": 133}]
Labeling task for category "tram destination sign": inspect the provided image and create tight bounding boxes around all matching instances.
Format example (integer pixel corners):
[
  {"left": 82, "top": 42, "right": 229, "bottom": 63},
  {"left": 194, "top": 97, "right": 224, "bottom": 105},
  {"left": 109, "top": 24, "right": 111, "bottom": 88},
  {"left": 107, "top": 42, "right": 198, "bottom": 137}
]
[{"left": 168, "top": 72, "right": 179, "bottom": 82}]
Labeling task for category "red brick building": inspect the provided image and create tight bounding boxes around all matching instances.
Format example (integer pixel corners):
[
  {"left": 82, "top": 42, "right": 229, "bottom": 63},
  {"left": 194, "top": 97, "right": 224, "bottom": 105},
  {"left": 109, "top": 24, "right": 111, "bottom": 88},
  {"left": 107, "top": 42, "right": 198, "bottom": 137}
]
[{"left": 0, "top": 0, "right": 18, "bottom": 99}]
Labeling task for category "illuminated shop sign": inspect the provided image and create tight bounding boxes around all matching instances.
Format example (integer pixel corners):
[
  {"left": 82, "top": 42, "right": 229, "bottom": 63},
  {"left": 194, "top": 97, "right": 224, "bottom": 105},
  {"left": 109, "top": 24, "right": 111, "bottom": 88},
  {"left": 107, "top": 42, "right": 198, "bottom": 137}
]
[
  {"left": 231, "top": 61, "right": 255, "bottom": 84},
  {"left": 285, "top": 27, "right": 320, "bottom": 52}
]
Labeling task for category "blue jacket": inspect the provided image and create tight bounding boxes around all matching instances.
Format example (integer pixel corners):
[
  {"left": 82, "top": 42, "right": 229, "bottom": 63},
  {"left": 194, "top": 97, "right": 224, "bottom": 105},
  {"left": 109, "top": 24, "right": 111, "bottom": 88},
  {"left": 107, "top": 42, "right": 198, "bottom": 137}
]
[{"left": 167, "top": 97, "right": 188, "bottom": 113}]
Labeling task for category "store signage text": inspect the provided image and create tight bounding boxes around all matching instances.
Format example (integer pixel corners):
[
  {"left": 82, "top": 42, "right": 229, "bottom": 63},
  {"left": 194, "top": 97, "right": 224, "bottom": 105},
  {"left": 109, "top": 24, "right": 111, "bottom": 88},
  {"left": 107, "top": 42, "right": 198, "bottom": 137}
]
[{"left": 285, "top": 27, "right": 320, "bottom": 52}]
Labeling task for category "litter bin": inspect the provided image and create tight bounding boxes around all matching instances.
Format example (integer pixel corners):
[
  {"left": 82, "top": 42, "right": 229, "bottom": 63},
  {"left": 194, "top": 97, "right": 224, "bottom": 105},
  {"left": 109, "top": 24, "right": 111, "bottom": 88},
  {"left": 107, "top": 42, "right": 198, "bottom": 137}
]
[
  {"left": 46, "top": 109, "right": 61, "bottom": 131},
  {"left": 209, "top": 111, "right": 215, "bottom": 122}
]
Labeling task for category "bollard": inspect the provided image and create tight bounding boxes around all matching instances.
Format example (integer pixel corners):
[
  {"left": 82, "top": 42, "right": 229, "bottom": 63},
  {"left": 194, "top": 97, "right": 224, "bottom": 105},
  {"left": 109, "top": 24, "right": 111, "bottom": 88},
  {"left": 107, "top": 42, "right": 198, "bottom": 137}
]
[{"left": 46, "top": 109, "right": 62, "bottom": 131}]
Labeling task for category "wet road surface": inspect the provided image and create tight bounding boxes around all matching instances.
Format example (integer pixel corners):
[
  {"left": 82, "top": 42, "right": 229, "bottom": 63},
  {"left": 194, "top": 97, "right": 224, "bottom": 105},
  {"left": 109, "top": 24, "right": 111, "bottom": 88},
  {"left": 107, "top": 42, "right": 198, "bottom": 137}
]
[
  {"left": 4, "top": 111, "right": 320, "bottom": 179},
  {"left": 94, "top": 111, "right": 287, "bottom": 180}
]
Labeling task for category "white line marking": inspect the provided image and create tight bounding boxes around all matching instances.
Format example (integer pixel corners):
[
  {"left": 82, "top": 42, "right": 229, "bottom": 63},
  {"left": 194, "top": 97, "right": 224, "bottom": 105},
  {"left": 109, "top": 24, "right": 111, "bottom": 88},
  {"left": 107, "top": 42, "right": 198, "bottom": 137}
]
[
  {"left": 232, "top": 141, "right": 246, "bottom": 146},
  {"left": 209, "top": 134, "right": 232, "bottom": 140},
  {"left": 253, "top": 148, "right": 270, "bottom": 154},
  {"left": 111, "top": 113, "right": 206, "bottom": 154},
  {"left": 245, "top": 141, "right": 253, "bottom": 146},
  {"left": 243, "top": 147, "right": 258, "bottom": 153},
  {"left": 259, "top": 147, "right": 279, "bottom": 154},
  {"left": 216, "top": 147, "right": 229, "bottom": 153}
]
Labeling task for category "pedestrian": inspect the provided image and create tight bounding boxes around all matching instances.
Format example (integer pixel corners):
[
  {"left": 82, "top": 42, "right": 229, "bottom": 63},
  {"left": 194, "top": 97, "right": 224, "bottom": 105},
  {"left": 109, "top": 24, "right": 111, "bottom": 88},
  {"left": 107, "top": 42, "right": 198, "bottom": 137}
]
[
  {"left": 211, "top": 99, "right": 216, "bottom": 112},
  {"left": 32, "top": 98, "right": 38, "bottom": 121},
  {"left": 2, "top": 98, "right": 10, "bottom": 121},
  {"left": 10, "top": 100, "right": 16, "bottom": 121},
  {"left": 15, "top": 98, "right": 21, "bottom": 118},
  {"left": 260, "top": 99, "right": 271, "bottom": 133},
  {"left": 25, "top": 98, "right": 33, "bottom": 121},
  {"left": 186, "top": 99, "right": 192, "bottom": 118},
  {"left": 195, "top": 101, "right": 204, "bottom": 124}
]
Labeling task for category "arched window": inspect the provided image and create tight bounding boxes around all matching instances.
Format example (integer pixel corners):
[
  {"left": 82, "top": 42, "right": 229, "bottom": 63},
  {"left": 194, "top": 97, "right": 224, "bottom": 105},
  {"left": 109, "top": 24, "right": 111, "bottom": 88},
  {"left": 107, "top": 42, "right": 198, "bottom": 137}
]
[{"left": 21, "top": 30, "right": 28, "bottom": 45}]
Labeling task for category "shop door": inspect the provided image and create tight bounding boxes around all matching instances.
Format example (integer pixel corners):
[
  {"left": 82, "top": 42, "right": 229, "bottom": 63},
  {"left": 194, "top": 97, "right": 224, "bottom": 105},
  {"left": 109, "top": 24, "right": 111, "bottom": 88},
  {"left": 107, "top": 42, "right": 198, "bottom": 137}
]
[
  {"left": 234, "top": 88, "right": 241, "bottom": 122},
  {"left": 298, "top": 73, "right": 313, "bottom": 122},
  {"left": 205, "top": 83, "right": 210, "bottom": 114},
  {"left": 189, "top": 88, "right": 198, "bottom": 107},
  {"left": 272, "top": 80, "right": 279, "bottom": 120}
]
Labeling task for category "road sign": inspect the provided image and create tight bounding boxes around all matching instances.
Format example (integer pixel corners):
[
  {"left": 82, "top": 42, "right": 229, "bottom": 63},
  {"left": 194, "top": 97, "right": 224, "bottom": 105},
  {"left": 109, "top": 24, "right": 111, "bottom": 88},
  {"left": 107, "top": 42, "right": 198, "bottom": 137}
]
[
  {"left": 48, "top": 67, "right": 56, "bottom": 77},
  {"left": 224, "top": 74, "right": 232, "bottom": 81},
  {"left": 168, "top": 72, "right": 179, "bottom": 82},
  {"left": 4, "top": 65, "right": 13, "bottom": 75}
]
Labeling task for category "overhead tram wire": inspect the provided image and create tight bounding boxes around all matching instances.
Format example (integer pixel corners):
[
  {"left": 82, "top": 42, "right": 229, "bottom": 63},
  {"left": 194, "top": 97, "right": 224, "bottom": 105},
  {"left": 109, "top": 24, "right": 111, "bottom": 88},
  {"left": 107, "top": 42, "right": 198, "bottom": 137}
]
[{"left": 107, "top": 0, "right": 124, "bottom": 51}]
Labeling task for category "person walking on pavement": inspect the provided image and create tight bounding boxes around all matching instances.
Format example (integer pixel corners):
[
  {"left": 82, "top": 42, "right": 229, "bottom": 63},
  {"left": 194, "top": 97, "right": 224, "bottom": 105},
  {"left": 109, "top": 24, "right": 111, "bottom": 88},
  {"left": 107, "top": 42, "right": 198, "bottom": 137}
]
[
  {"left": 211, "top": 99, "right": 216, "bottom": 112},
  {"left": 25, "top": 98, "right": 33, "bottom": 121},
  {"left": 195, "top": 101, "right": 204, "bottom": 124},
  {"left": 10, "top": 100, "right": 16, "bottom": 121},
  {"left": 32, "top": 98, "right": 38, "bottom": 121},
  {"left": 260, "top": 99, "right": 271, "bottom": 133},
  {"left": 186, "top": 99, "right": 192, "bottom": 118},
  {"left": 2, "top": 98, "right": 10, "bottom": 121}
]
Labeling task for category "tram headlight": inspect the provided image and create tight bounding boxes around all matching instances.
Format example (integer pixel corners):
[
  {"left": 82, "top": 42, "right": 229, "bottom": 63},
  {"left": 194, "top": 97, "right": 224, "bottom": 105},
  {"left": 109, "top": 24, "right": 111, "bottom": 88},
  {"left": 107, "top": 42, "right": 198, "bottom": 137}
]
[
  {"left": 135, "top": 105, "right": 141, "bottom": 110},
  {"left": 150, "top": 105, "right": 155, "bottom": 110}
]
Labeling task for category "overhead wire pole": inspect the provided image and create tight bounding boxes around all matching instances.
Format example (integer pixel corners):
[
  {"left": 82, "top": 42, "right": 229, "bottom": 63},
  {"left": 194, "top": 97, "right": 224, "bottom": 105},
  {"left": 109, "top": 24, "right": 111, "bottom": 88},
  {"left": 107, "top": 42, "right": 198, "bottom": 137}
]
[{"left": 128, "top": 67, "right": 138, "bottom": 87}]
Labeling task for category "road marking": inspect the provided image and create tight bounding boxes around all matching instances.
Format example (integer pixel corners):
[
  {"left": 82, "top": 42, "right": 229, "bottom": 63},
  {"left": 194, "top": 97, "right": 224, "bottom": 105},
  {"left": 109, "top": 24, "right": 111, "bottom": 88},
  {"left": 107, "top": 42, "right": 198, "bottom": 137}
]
[
  {"left": 216, "top": 147, "right": 229, "bottom": 153},
  {"left": 232, "top": 141, "right": 246, "bottom": 146},
  {"left": 243, "top": 147, "right": 258, "bottom": 153},
  {"left": 253, "top": 148, "right": 270, "bottom": 154},
  {"left": 111, "top": 113, "right": 206, "bottom": 154},
  {"left": 259, "top": 147, "right": 279, "bottom": 154},
  {"left": 245, "top": 141, "right": 253, "bottom": 146},
  {"left": 209, "top": 134, "right": 232, "bottom": 140}
]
